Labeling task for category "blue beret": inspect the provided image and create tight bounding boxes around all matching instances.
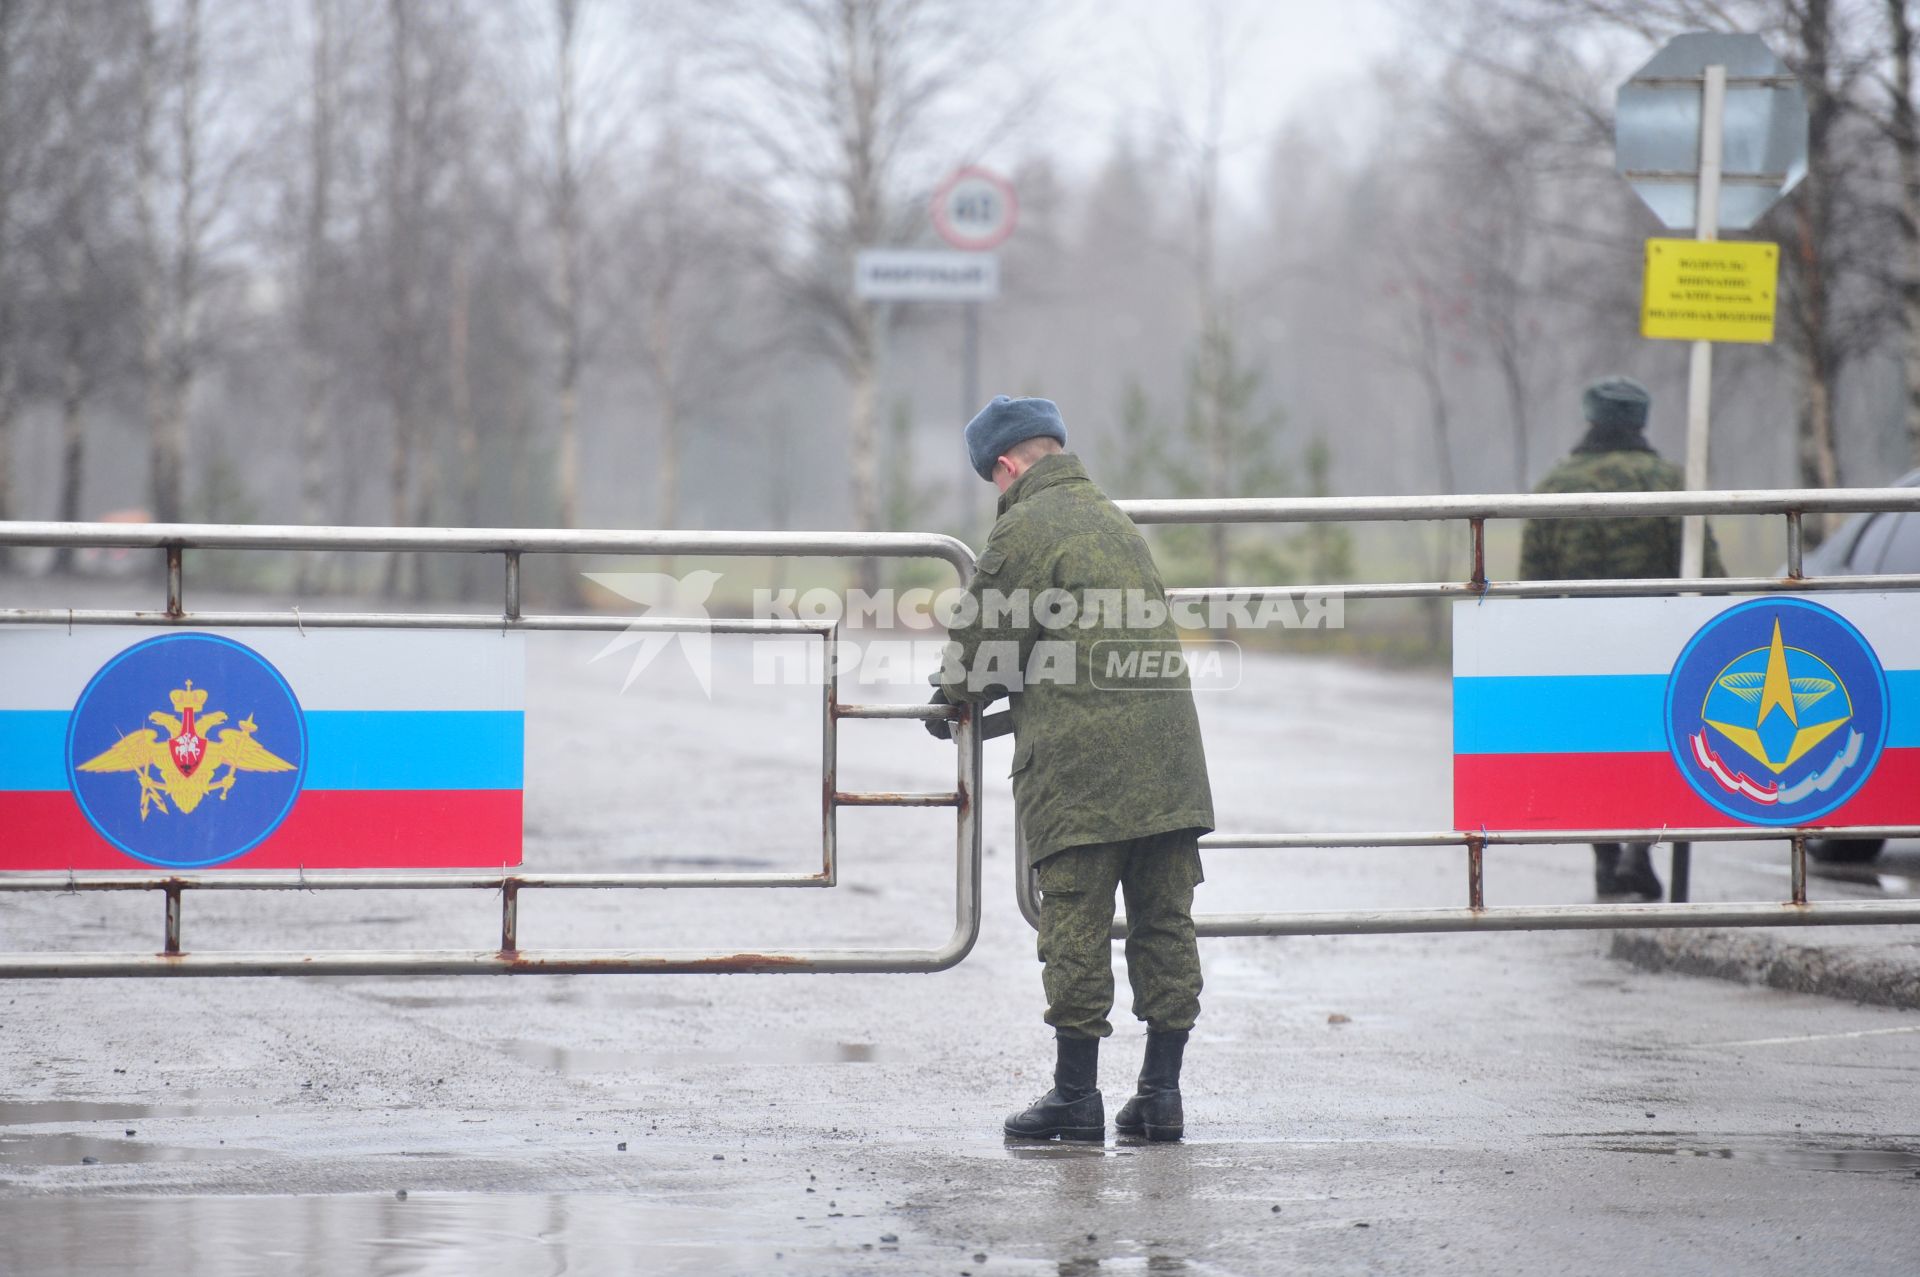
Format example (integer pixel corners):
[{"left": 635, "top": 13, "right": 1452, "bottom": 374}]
[
  {"left": 964, "top": 395, "right": 1068, "bottom": 480},
  {"left": 1583, "top": 376, "right": 1650, "bottom": 431}
]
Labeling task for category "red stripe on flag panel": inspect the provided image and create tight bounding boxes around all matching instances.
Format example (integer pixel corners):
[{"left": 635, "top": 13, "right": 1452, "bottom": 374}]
[
  {"left": 1453, "top": 749, "right": 1920, "bottom": 832},
  {"left": 0, "top": 790, "right": 522, "bottom": 870}
]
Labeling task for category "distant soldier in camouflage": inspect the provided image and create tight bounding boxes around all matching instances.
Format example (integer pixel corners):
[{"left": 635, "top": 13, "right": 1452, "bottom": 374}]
[
  {"left": 1520, "top": 376, "right": 1724, "bottom": 901},
  {"left": 926, "top": 395, "right": 1214, "bottom": 1143}
]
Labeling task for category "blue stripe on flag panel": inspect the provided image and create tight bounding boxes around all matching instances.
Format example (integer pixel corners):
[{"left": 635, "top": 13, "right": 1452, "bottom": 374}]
[
  {"left": 1454, "top": 675, "right": 1668, "bottom": 755},
  {"left": 1456, "top": 670, "right": 1920, "bottom": 756},
  {"left": 0, "top": 710, "right": 523, "bottom": 792},
  {"left": 303, "top": 711, "right": 524, "bottom": 791},
  {"left": 0, "top": 711, "right": 71, "bottom": 790}
]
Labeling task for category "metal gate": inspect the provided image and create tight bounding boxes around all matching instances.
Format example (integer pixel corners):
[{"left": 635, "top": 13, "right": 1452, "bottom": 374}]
[
  {"left": 0, "top": 523, "right": 982, "bottom": 976},
  {"left": 6, "top": 486, "right": 1920, "bottom": 978},
  {"left": 1010, "top": 487, "right": 1920, "bottom": 939}
]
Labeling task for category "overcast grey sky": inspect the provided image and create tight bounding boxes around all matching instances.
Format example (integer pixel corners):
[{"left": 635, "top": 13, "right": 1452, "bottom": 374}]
[{"left": 1013, "top": 0, "right": 1406, "bottom": 209}]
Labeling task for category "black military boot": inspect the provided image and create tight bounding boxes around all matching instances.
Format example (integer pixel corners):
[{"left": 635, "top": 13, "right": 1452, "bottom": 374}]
[
  {"left": 1114, "top": 1029, "right": 1187, "bottom": 1142},
  {"left": 1595, "top": 842, "right": 1662, "bottom": 901},
  {"left": 1004, "top": 1034, "right": 1104, "bottom": 1141}
]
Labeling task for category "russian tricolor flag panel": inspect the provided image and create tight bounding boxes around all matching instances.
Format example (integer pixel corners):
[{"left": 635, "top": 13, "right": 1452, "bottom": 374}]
[
  {"left": 1455, "top": 595, "right": 1919, "bottom": 832},
  {"left": 0, "top": 629, "right": 523, "bottom": 870}
]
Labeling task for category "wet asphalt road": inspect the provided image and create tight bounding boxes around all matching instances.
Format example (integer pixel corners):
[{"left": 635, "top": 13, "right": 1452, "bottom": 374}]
[{"left": 4, "top": 607, "right": 1920, "bottom": 1275}]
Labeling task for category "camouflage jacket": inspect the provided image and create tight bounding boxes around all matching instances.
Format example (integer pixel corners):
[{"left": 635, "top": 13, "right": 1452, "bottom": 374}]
[
  {"left": 1519, "top": 431, "right": 1726, "bottom": 581},
  {"left": 934, "top": 452, "right": 1215, "bottom": 862}
]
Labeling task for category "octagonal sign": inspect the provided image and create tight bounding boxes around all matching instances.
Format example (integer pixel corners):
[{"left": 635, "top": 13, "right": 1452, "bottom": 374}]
[{"left": 1615, "top": 32, "right": 1807, "bottom": 231}]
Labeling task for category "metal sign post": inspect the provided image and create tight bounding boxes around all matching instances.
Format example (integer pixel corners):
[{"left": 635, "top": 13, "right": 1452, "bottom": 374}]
[
  {"left": 1681, "top": 64, "right": 1727, "bottom": 578},
  {"left": 931, "top": 167, "right": 1017, "bottom": 525},
  {"left": 1616, "top": 32, "right": 1809, "bottom": 575}
]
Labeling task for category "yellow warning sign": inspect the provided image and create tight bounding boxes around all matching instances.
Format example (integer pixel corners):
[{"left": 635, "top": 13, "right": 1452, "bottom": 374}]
[{"left": 1641, "top": 238, "right": 1779, "bottom": 343}]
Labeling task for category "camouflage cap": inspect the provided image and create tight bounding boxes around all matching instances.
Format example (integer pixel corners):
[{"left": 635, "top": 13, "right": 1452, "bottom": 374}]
[{"left": 1582, "top": 376, "right": 1651, "bottom": 431}]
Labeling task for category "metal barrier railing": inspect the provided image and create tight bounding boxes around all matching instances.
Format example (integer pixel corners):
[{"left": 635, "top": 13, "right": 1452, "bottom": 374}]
[
  {"left": 0, "top": 522, "right": 983, "bottom": 977},
  {"left": 7, "top": 486, "right": 1920, "bottom": 972},
  {"left": 1011, "top": 487, "right": 1920, "bottom": 938}
]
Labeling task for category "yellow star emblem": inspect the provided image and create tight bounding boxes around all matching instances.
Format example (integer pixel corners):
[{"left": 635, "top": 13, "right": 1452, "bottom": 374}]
[{"left": 1704, "top": 620, "right": 1851, "bottom": 775}]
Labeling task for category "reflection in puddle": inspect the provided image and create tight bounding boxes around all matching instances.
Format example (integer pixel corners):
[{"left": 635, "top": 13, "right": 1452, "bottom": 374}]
[
  {"left": 1596, "top": 1137, "right": 1920, "bottom": 1173},
  {"left": 0, "top": 1099, "right": 246, "bottom": 1126},
  {"left": 0, "top": 1192, "right": 923, "bottom": 1277},
  {"left": 0, "top": 1132, "right": 255, "bottom": 1166},
  {"left": 1001, "top": 1139, "right": 1128, "bottom": 1162},
  {"left": 496, "top": 1039, "right": 883, "bottom": 1073}
]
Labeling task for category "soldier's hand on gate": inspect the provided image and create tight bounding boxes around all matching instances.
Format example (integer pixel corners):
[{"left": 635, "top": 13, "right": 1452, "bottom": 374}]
[{"left": 924, "top": 689, "right": 954, "bottom": 741}]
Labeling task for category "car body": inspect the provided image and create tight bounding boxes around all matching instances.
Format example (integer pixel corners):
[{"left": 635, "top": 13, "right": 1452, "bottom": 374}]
[{"left": 1795, "top": 468, "right": 1920, "bottom": 862}]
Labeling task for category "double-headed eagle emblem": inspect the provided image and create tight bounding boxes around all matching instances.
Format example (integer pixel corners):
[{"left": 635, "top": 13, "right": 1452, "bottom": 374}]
[{"left": 76, "top": 680, "right": 294, "bottom": 819}]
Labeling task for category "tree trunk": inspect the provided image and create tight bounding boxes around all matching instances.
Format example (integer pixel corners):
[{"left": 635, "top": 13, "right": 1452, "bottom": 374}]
[
  {"left": 849, "top": 300, "right": 881, "bottom": 593},
  {"left": 0, "top": 0, "right": 18, "bottom": 567},
  {"left": 1495, "top": 328, "right": 1529, "bottom": 490},
  {"left": 1203, "top": 323, "right": 1231, "bottom": 590},
  {"left": 54, "top": 281, "right": 86, "bottom": 574},
  {"left": 297, "top": 0, "right": 335, "bottom": 593},
  {"left": 1790, "top": 0, "right": 1844, "bottom": 543},
  {"left": 152, "top": 0, "right": 203, "bottom": 523},
  {"left": 135, "top": 0, "right": 171, "bottom": 524},
  {"left": 451, "top": 219, "right": 479, "bottom": 597},
  {"left": 1891, "top": 0, "right": 1920, "bottom": 466},
  {"left": 646, "top": 295, "right": 681, "bottom": 573},
  {"left": 381, "top": 0, "right": 415, "bottom": 596},
  {"left": 552, "top": 0, "right": 581, "bottom": 534},
  {"left": 1413, "top": 294, "right": 1457, "bottom": 656}
]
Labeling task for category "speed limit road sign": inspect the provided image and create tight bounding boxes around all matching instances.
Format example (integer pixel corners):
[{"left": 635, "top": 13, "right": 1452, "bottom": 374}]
[{"left": 932, "top": 167, "right": 1017, "bottom": 251}]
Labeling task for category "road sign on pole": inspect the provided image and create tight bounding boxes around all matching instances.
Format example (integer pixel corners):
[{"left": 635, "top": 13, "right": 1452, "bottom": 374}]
[
  {"left": 1616, "top": 33, "right": 1807, "bottom": 231},
  {"left": 929, "top": 167, "right": 1018, "bottom": 530},
  {"left": 1616, "top": 32, "right": 1808, "bottom": 579},
  {"left": 853, "top": 249, "right": 1000, "bottom": 302},
  {"left": 1640, "top": 238, "right": 1779, "bottom": 343},
  {"left": 931, "top": 167, "right": 1018, "bottom": 251}
]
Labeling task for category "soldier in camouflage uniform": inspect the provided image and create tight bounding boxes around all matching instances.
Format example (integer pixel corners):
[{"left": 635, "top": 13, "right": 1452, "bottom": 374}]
[
  {"left": 926, "top": 395, "right": 1214, "bottom": 1143},
  {"left": 1520, "top": 376, "right": 1724, "bottom": 901}
]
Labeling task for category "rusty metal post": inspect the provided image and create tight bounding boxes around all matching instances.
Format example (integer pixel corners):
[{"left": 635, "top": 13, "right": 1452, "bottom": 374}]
[
  {"left": 165, "top": 547, "right": 184, "bottom": 617},
  {"left": 500, "top": 881, "right": 519, "bottom": 954},
  {"left": 1466, "top": 834, "right": 1486, "bottom": 910},
  {"left": 822, "top": 625, "right": 838, "bottom": 884},
  {"left": 1785, "top": 511, "right": 1804, "bottom": 578},
  {"left": 503, "top": 551, "right": 522, "bottom": 621},
  {"left": 1790, "top": 835, "right": 1807, "bottom": 906},
  {"left": 1468, "top": 517, "right": 1487, "bottom": 590},
  {"left": 163, "top": 885, "right": 182, "bottom": 954}
]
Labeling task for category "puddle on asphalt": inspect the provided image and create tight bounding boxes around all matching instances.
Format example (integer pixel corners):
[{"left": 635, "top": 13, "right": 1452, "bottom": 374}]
[
  {"left": 0, "top": 1193, "right": 996, "bottom": 1277},
  {"left": 0, "top": 1098, "right": 266, "bottom": 1168},
  {"left": 497, "top": 1039, "right": 882, "bottom": 1073},
  {"left": 0, "top": 1132, "right": 257, "bottom": 1166},
  {"left": 1592, "top": 1135, "right": 1920, "bottom": 1173},
  {"left": 0, "top": 1100, "right": 208, "bottom": 1125}
]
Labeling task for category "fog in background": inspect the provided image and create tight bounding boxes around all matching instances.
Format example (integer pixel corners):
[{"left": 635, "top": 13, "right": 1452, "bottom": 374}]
[{"left": 2, "top": 0, "right": 1917, "bottom": 608}]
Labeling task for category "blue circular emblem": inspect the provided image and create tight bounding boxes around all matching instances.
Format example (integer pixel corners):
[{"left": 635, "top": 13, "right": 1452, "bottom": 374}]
[
  {"left": 1664, "top": 599, "right": 1888, "bottom": 826},
  {"left": 66, "top": 634, "right": 307, "bottom": 868}
]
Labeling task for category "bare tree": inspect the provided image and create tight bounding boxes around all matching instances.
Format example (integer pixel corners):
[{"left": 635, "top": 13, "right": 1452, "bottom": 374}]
[
  {"left": 548, "top": 0, "right": 583, "bottom": 531},
  {"left": 0, "top": 0, "right": 33, "bottom": 564},
  {"left": 718, "top": 0, "right": 1038, "bottom": 588},
  {"left": 296, "top": 0, "right": 338, "bottom": 589},
  {"left": 619, "top": 83, "right": 778, "bottom": 549},
  {"left": 1886, "top": 0, "right": 1920, "bottom": 464},
  {"left": 135, "top": 0, "right": 208, "bottom": 525},
  {"left": 1150, "top": 1, "right": 1292, "bottom": 586},
  {"left": 43, "top": 4, "right": 122, "bottom": 569},
  {"left": 1412, "top": 0, "right": 1895, "bottom": 536},
  {"left": 377, "top": 0, "right": 478, "bottom": 594}
]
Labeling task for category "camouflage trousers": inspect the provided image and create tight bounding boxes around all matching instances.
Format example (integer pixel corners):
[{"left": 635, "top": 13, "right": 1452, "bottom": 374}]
[{"left": 1034, "top": 827, "right": 1205, "bottom": 1040}]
